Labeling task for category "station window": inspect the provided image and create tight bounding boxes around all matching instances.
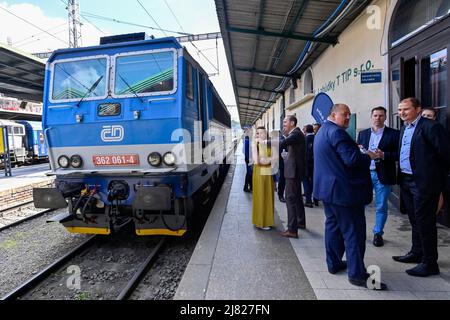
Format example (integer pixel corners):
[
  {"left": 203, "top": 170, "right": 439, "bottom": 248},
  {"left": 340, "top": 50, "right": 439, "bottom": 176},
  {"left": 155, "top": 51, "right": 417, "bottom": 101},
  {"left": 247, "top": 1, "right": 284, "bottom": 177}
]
[
  {"left": 289, "top": 85, "right": 296, "bottom": 105},
  {"left": 303, "top": 69, "right": 314, "bottom": 95},
  {"left": 186, "top": 62, "right": 194, "bottom": 100},
  {"left": 390, "top": 0, "right": 450, "bottom": 47}
]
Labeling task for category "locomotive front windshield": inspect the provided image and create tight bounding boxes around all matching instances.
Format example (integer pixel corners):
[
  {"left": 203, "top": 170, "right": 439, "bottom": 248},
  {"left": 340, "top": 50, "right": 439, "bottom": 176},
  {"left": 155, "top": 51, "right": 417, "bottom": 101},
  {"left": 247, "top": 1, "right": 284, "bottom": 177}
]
[
  {"left": 51, "top": 57, "right": 108, "bottom": 101},
  {"left": 114, "top": 51, "right": 174, "bottom": 96}
]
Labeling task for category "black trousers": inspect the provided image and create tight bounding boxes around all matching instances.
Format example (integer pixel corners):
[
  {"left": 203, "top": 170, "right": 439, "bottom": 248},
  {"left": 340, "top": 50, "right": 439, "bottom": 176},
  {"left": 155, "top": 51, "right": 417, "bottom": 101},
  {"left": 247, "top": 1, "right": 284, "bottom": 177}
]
[
  {"left": 285, "top": 178, "right": 306, "bottom": 232},
  {"left": 278, "top": 168, "right": 285, "bottom": 198},
  {"left": 401, "top": 175, "right": 440, "bottom": 264},
  {"left": 244, "top": 164, "right": 252, "bottom": 190}
]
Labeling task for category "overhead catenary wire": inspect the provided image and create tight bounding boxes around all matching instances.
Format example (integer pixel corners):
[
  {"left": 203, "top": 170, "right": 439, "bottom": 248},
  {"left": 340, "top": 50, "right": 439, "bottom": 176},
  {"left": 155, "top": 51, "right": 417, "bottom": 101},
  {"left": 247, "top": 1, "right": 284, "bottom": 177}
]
[
  {"left": 81, "top": 11, "right": 191, "bottom": 36},
  {"left": 136, "top": 0, "right": 168, "bottom": 37},
  {"left": 0, "top": 5, "right": 69, "bottom": 46},
  {"left": 80, "top": 14, "right": 106, "bottom": 34},
  {"left": 15, "top": 28, "right": 69, "bottom": 48},
  {"left": 58, "top": 0, "right": 106, "bottom": 35},
  {"left": 12, "top": 22, "right": 67, "bottom": 46},
  {"left": 162, "top": 0, "right": 219, "bottom": 74}
]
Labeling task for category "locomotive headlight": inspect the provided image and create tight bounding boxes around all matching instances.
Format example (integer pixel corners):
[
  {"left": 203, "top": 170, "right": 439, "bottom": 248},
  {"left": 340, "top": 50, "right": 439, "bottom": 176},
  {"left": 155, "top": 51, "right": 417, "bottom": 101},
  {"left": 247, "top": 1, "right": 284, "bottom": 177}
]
[
  {"left": 163, "top": 152, "right": 176, "bottom": 166},
  {"left": 147, "top": 152, "right": 162, "bottom": 166},
  {"left": 58, "top": 155, "right": 70, "bottom": 168},
  {"left": 70, "top": 155, "right": 83, "bottom": 168}
]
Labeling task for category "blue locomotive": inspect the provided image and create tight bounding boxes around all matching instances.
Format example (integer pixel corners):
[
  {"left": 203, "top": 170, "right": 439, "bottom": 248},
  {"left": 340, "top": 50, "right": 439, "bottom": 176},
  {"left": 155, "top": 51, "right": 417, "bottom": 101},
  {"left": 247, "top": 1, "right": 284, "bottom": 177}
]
[{"left": 33, "top": 33, "right": 233, "bottom": 236}]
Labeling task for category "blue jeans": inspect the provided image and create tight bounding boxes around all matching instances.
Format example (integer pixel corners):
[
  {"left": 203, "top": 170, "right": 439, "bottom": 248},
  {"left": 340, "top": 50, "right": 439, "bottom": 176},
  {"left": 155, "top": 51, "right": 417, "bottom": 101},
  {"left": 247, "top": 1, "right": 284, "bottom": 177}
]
[
  {"left": 303, "top": 177, "right": 313, "bottom": 203},
  {"left": 371, "top": 170, "right": 391, "bottom": 236}
]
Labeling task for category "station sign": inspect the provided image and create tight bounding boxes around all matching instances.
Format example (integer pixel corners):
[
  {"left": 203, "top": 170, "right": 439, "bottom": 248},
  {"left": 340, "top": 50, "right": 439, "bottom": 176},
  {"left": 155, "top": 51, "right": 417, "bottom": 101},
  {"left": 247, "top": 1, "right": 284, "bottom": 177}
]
[{"left": 361, "top": 71, "right": 382, "bottom": 84}]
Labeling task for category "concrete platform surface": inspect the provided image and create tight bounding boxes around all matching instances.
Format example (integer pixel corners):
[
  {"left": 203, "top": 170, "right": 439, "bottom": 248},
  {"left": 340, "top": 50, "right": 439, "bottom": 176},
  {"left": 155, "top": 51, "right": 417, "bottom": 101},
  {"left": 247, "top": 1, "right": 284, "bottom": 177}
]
[{"left": 175, "top": 142, "right": 450, "bottom": 300}]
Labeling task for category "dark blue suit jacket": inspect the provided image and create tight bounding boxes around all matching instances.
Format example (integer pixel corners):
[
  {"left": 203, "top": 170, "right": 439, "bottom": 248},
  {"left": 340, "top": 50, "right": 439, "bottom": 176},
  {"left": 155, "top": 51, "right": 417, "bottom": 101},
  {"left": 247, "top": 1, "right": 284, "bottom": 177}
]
[
  {"left": 357, "top": 126, "right": 400, "bottom": 185},
  {"left": 243, "top": 136, "right": 250, "bottom": 163},
  {"left": 313, "top": 121, "right": 372, "bottom": 207}
]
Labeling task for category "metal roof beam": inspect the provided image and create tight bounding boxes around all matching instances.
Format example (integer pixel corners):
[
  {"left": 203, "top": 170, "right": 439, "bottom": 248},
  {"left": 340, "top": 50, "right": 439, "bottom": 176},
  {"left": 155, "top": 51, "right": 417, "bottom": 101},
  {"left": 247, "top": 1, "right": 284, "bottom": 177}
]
[
  {"left": 237, "top": 85, "right": 282, "bottom": 94},
  {"left": 236, "top": 67, "right": 293, "bottom": 79},
  {"left": 0, "top": 75, "right": 43, "bottom": 89},
  {"left": 239, "top": 103, "right": 271, "bottom": 109},
  {"left": 240, "top": 109, "right": 260, "bottom": 114},
  {"left": 176, "top": 32, "right": 222, "bottom": 42},
  {"left": 238, "top": 95, "right": 276, "bottom": 104},
  {"left": 227, "top": 27, "right": 337, "bottom": 45}
]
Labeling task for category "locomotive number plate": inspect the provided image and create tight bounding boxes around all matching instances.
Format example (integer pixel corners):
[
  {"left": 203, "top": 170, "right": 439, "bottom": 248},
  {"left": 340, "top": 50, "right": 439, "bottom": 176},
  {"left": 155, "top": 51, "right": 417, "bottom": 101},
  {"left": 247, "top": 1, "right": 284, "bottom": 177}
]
[{"left": 93, "top": 154, "right": 140, "bottom": 166}]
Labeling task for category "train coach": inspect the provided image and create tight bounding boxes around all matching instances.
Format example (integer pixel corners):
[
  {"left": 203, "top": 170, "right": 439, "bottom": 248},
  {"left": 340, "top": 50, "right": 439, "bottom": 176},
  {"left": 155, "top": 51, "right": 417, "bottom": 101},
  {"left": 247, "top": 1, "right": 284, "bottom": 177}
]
[
  {"left": 17, "top": 120, "right": 49, "bottom": 163},
  {"left": 33, "top": 33, "right": 234, "bottom": 236}
]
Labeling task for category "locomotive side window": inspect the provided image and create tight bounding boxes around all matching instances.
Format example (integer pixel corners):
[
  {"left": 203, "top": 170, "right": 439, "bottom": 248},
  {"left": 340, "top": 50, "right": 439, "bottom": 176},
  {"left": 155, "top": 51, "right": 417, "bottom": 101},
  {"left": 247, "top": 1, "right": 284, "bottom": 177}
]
[
  {"left": 52, "top": 57, "right": 108, "bottom": 102},
  {"left": 13, "top": 126, "right": 24, "bottom": 135},
  {"left": 114, "top": 51, "right": 175, "bottom": 96},
  {"left": 186, "top": 62, "right": 194, "bottom": 100}
]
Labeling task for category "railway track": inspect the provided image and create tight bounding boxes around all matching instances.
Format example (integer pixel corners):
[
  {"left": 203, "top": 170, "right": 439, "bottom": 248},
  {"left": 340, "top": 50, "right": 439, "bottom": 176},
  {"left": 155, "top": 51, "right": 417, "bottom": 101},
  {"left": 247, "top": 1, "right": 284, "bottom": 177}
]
[
  {"left": 1, "top": 232, "right": 166, "bottom": 300},
  {"left": 1, "top": 164, "right": 231, "bottom": 300},
  {"left": 0, "top": 201, "right": 55, "bottom": 232}
]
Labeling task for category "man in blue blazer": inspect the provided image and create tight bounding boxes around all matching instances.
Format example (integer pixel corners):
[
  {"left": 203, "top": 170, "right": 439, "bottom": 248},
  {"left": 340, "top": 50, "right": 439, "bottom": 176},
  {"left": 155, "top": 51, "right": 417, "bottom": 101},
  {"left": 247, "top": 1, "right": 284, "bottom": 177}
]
[
  {"left": 357, "top": 106, "right": 400, "bottom": 247},
  {"left": 313, "top": 104, "right": 386, "bottom": 290},
  {"left": 243, "top": 132, "right": 252, "bottom": 192},
  {"left": 393, "top": 98, "right": 450, "bottom": 277}
]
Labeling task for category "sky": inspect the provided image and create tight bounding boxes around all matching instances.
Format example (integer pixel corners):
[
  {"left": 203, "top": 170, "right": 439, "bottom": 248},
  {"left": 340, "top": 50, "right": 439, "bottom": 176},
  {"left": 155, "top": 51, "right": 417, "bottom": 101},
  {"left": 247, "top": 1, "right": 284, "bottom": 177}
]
[{"left": 0, "top": 0, "right": 238, "bottom": 120}]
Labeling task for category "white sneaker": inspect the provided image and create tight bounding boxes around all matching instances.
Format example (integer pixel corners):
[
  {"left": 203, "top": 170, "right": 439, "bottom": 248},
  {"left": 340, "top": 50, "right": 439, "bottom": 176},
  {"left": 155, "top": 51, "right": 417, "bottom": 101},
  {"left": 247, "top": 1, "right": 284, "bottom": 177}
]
[{"left": 260, "top": 226, "right": 271, "bottom": 231}]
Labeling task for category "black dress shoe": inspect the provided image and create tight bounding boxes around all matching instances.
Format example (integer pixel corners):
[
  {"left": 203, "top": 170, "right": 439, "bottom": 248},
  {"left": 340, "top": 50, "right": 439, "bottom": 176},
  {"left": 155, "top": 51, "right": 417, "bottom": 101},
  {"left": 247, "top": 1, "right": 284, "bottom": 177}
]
[
  {"left": 392, "top": 252, "right": 422, "bottom": 264},
  {"left": 373, "top": 234, "right": 384, "bottom": 247},
  {"left": 328, "top": 261, "right": 347, "bottom": 274},
  {"left": 243, "top": 188, "right": 250, "bottom": 193},
  {"left": 314, "top": 200, "right": 319, "bottom": 206},
  {"left": 406, "top": 263, "right": 440, "bottom": 277},
  {"left": 349, "top": 274, "right": 388, "bottom": 290},
  {"left": 279, "top": 196, "right": 286, "bottom": 203},
  {"left": 304, "top": 202, "right": 313, "bottom": 208}
]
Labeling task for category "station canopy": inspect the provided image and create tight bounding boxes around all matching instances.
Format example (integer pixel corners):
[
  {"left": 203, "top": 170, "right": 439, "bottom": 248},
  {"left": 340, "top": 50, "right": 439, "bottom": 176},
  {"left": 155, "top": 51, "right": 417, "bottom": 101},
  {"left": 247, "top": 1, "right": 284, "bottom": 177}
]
[
  {"left": 215, "top": 0, "right": 371, "bottom": 127},
  {"left": 0, "top": 43, "right": 45, "bottom": 103}
]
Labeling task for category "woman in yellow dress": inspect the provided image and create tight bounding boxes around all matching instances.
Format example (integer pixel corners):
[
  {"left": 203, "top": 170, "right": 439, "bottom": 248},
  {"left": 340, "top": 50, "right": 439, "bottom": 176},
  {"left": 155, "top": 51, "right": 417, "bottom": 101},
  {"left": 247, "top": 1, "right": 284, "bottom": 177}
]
[{"left": 251, "top": 126, "right": 275, "bottom": 230}]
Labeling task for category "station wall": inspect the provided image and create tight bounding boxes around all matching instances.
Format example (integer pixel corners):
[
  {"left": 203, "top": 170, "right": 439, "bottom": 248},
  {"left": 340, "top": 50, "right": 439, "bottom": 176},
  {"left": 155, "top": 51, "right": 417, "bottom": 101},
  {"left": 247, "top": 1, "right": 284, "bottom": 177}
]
[{"left": 256, "top": 0, "right": 392, "bottom": 136}]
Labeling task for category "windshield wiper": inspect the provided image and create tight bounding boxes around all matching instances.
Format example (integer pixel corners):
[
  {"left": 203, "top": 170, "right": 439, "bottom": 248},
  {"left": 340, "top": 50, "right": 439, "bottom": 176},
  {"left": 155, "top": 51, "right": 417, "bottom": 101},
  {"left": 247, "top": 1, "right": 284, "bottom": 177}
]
[
  {"left": 117, "top": 74, "right": 144, "bottom": 103},
  {"left": 76, "top": 75, "right": 104, "bottom": 107}
]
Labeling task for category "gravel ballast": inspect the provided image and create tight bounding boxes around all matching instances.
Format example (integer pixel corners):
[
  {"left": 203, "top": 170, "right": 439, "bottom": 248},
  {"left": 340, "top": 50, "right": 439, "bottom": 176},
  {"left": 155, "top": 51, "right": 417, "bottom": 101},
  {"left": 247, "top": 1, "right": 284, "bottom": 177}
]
[{"left": 0, "top": 209, "right": 90, "bottom": 297}]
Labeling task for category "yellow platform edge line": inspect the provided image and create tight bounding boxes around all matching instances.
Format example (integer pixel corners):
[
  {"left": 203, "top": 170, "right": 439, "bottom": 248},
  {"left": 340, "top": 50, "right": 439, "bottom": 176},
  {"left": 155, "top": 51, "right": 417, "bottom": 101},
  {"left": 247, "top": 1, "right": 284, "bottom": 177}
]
[
  {"left": 136, "top": 228, "right": 186, "bottom": 236},
  {"left": 66, "top": 227, "right": 111, "bottom": 235}
]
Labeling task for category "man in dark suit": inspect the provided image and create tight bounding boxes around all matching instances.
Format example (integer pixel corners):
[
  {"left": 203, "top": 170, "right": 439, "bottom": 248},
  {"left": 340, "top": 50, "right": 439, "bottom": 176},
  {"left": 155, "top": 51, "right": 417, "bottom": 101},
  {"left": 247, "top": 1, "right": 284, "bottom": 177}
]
[
  {"left": 243, "top": 132, "right": 252, "bottom": 192},
  {"left": 279, "top": 115, "right": 306, "bottom": 238},
  {"left": 278, "top": 132, "right": 286, "bottom": 202},
  {"left": 313, "top": 104, "right": 386, "bottom": 290},
  {"left": 357, "top": 106, "right": 400, "bottom": 247},
  {"left": 303, "top": 124, "right": 315, "bottom": 208},
  {"left": 393, "top": 98, "right": 450, "bottom": 277}
]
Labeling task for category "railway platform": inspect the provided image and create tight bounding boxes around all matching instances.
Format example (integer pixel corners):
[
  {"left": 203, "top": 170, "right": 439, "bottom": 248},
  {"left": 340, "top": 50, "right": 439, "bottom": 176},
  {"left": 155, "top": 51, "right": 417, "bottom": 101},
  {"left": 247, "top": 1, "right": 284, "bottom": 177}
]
[
  {"left": 175, "top": 142, "right": 450, "bottom": 300},
  {"left": 0, "top": 164, "right": 53, "bottom": 211}
]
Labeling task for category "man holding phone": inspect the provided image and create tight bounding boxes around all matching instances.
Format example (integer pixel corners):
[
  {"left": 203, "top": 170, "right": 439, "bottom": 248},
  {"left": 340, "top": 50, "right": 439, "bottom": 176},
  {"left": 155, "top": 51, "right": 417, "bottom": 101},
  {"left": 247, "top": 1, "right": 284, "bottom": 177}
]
[{"left": 357, "top": 106, "right": 400, "bottom": 247}]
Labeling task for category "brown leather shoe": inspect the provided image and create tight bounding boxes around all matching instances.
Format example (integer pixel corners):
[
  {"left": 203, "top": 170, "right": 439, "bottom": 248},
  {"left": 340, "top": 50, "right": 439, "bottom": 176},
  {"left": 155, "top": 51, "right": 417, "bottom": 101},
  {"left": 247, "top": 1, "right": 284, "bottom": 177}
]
[{"left": 280, "top": 230, "right": 298, "bottom": 238}]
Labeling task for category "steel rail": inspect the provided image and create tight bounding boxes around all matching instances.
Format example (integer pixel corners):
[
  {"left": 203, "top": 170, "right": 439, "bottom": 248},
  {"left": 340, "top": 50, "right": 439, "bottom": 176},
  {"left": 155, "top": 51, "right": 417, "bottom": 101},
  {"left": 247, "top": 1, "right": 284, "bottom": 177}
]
[
  {"left": 0, "top": 235, "right": 98, "bottom": 300},
  {"left": 116, "top": 236, "right": 167, "bottom": 300},
  {"left": 0, "top": 208, "right": 55, "bottom": 232}
]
